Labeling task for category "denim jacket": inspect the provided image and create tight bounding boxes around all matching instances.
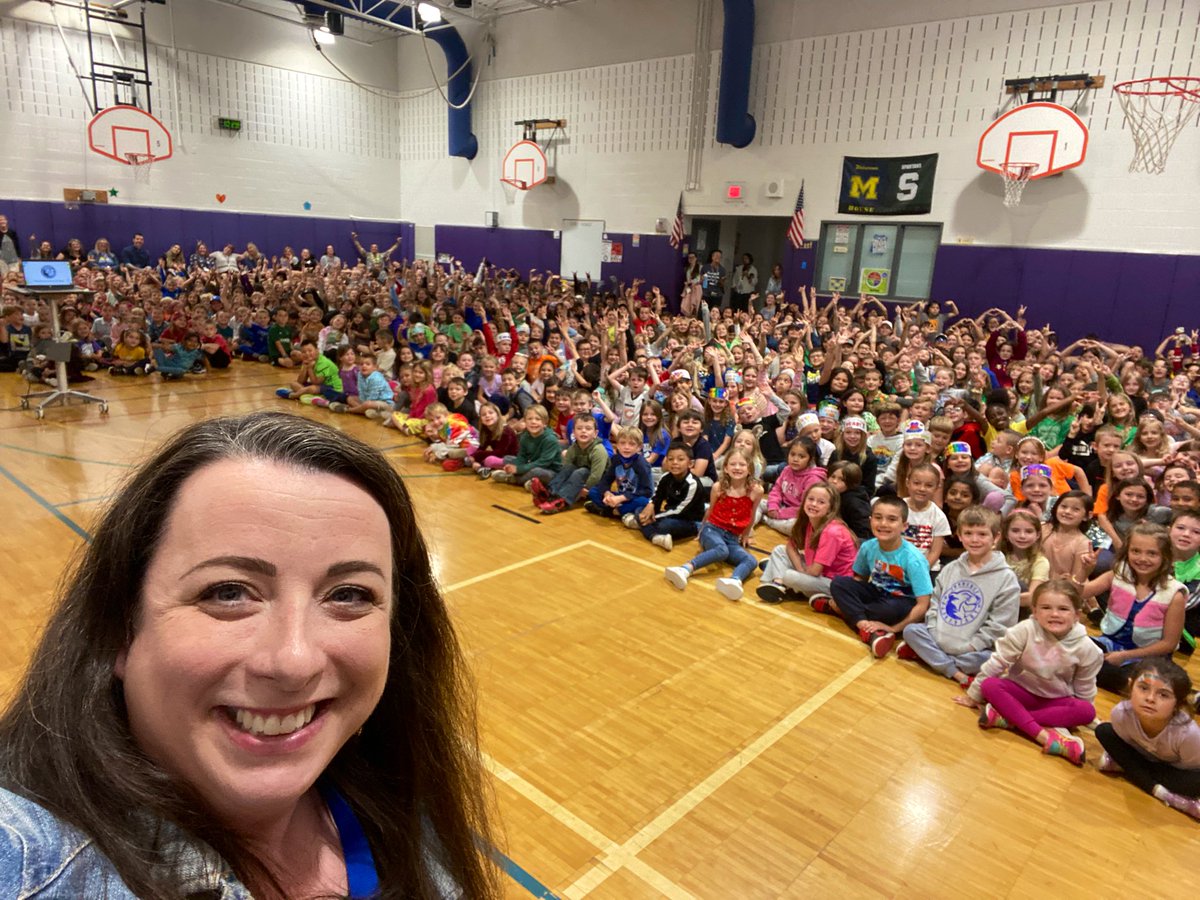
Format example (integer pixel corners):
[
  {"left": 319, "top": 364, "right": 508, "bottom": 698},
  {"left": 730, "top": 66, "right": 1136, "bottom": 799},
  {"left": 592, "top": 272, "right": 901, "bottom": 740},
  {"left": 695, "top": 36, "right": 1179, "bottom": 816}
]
[{"left": 0, "top": 787, "right": 252, "bottom": 899}]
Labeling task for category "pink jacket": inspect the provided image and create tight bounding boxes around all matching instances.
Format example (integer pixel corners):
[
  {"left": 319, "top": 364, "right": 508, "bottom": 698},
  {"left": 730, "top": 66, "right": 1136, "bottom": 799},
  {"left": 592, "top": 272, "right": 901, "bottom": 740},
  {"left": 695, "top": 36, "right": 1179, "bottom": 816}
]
[{"left": 766, "top": 465, "right": 827, "bottom": 519}]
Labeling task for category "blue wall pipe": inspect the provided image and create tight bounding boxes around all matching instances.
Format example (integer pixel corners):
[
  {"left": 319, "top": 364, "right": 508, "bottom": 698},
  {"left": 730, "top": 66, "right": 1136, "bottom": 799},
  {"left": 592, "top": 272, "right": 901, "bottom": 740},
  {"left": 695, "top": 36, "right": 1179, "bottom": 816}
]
[
  {"left": 300, "top": 2, "right": 478, "bottom": 159},
  {"left": 715, "top": 0, "right": 756, "bottom": 148}
]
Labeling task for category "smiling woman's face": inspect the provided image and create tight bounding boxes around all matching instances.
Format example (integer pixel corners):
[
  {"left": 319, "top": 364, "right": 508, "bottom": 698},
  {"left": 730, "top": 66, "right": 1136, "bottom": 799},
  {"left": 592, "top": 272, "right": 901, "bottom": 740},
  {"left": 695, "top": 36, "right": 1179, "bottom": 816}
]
[{"left": 115, "top": 458, "right": 393, "bottom": 826}]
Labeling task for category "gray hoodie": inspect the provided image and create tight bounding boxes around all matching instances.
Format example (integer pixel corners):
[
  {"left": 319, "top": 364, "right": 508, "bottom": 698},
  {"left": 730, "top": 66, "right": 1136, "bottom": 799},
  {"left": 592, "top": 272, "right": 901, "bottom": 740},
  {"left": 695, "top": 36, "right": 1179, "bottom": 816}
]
[{"left": 924, "top": 550, "right": 1020, "bottom": 656}]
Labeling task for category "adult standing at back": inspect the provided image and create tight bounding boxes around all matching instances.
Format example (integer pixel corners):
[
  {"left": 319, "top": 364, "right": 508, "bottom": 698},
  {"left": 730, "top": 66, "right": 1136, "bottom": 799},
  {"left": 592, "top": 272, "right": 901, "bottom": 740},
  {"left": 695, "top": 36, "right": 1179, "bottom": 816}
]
[
  {"left": 700, "top": 249, "right": 726, "bottom": 312},
  {"left": 0, "top": 412, "right": 500, "bottom": 899},
  {"left": 0, "top": 214, "right": 22, "bottom": 276},
  {"left": 731, "top": 253, "right": 758, "bottom": 314}
]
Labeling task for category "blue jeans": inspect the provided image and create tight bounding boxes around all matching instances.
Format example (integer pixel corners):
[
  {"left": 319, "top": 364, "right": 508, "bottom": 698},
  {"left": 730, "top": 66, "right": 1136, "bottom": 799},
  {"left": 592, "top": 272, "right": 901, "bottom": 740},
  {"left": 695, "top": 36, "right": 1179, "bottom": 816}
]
[
  {"left": 640, "top": 516, "right": 701, "bottom": 541},
  {"left": 687, "top": 523, "right": 757, "bottom": 582},
  {"left": 585, "top": 486, "right": 649, "bottom": 517},
  {"left": 547, "top": 465, "right": 590, "bottom": 503},
  {"left": 900, "top": 623, "right": 991, "bottom": 679}
]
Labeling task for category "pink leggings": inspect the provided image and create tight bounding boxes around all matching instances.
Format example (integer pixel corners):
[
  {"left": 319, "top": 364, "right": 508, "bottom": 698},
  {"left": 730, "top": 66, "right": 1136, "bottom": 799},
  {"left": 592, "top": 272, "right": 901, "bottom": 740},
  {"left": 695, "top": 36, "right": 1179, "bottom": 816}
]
[
  {"left": 979, "top": 678, "right": 1095, "bottom": 740},
  {"left": 483, "top": 455, "right": 506, "bottom": 468}
]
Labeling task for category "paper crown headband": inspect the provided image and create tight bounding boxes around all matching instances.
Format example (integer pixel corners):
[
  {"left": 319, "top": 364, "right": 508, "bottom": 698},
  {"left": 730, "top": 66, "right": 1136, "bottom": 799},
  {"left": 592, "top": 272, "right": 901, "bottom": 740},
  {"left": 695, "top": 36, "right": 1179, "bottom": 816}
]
[
  {"left": 903, "top": 421, "right": 932, "bottom": 443},
  {"left": 796, "top": 412, "right": 820, "bottom": 430},
  {"left": 1021, "top": 463, "right": 1053, "bottom": 482},
  {"left": 947, "top": 441, "right": 973, "bottom": 456},
  {"left": 708, "top": 388, "right": 728, "bottom": 400},
  {"left": 842, "top": 416, "right": 867, "bottom": 432}
]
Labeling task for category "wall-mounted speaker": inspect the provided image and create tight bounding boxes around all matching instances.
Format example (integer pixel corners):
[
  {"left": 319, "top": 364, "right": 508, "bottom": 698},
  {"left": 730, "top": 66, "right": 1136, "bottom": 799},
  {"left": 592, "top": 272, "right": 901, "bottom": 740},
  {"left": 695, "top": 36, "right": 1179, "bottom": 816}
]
[
  {"left": 484, "top": 210, "right": 498, "bottom": 228},
  {"left": 764, "top": 178, "right": 784, "bottom": 199}
]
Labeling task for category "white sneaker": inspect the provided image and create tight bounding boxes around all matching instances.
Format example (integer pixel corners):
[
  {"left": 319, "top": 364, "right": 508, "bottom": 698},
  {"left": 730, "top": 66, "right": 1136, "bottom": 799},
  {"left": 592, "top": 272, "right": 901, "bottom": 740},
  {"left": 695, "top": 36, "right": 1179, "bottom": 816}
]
[
  {"left": 365, "top": 408, "right": 380, "bottom": 420},
  {"left": 651, "top": 533, "right": 673, "bottom": 552},
  {"left": 664, "top": 566, "right": 690, "bottom": 590},
  {"left": 715, "top": 577, "right": 744, "bottom": 600},
  {"left": 622, "top": 513, "right": 639, "bottom": 529}
]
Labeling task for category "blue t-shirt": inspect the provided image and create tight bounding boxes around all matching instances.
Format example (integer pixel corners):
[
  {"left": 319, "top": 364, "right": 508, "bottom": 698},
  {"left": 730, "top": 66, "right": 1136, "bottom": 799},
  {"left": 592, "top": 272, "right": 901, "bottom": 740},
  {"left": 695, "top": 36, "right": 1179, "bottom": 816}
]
[{"left": 851, "top": 538, "right": 933, "bottom": 603}]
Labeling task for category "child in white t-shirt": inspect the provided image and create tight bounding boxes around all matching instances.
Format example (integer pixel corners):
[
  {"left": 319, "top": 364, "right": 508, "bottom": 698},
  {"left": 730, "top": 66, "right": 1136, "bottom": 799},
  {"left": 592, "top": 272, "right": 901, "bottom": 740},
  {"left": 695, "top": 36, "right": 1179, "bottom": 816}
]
[{"left": 902, "top": 462, "right": 952, "bottom": 567}]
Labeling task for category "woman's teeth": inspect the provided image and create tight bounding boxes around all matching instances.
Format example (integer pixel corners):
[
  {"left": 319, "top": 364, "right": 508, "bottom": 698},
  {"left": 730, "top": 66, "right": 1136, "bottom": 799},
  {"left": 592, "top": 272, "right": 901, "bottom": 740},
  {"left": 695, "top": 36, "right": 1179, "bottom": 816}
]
[{"left": 231, "top": 703, "right": 316, "bottom": 736}]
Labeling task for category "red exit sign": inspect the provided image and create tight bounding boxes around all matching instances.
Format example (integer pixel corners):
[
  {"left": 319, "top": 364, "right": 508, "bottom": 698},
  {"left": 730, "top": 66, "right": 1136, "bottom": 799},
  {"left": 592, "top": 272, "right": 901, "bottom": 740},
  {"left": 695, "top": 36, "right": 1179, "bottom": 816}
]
[{"left": 726, "top": 183, "right": 743, "bottom": 200}]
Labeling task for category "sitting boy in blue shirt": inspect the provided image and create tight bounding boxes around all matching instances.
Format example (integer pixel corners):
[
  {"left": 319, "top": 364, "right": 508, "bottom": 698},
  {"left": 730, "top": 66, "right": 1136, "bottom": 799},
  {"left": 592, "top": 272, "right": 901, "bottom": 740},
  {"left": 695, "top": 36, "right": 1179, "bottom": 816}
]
[
  {"left": 585, "top": 425, "right": 653, "bottom": 524},
  {"left": 827, "top": 494, "right": 934, "bottom": 658}
]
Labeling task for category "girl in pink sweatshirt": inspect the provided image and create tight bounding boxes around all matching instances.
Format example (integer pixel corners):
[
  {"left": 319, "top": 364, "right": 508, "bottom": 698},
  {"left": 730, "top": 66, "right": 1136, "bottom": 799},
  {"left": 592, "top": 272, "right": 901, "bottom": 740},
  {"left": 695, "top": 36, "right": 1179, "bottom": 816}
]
[
  {"left": 956, "top": 579, "right": 1102, "bottom": 766},
  {"left": 762, "top": 436, "right": 827, "bottom": 534},
  {"left": 1096, "top": 658, "right": 1200, "bottom": 820}
]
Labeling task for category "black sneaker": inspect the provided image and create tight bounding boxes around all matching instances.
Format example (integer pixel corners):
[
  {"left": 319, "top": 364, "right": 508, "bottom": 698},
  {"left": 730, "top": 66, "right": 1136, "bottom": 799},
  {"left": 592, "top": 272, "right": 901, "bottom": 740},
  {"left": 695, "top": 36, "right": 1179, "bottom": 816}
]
[{"left": 755, "top": 583, "right": 787, "bottom": 604}]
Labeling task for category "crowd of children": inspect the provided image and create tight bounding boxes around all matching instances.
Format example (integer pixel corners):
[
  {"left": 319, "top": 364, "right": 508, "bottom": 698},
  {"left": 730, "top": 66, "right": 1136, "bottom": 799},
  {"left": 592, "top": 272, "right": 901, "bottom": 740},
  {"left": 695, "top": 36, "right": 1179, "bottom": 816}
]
[{"left": 5, "top": 238, "right": 1200, "bottom": 820}]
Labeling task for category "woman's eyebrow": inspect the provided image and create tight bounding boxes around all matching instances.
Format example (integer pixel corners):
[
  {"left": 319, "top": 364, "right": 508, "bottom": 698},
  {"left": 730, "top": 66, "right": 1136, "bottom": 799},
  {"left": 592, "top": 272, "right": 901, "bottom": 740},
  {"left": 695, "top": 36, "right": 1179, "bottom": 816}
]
[
  {"left": 183, "top": 555, "right": 276, "bottom": 578},
  {"left": 326, "top": 560, "right": 386, "bottom": 579}
]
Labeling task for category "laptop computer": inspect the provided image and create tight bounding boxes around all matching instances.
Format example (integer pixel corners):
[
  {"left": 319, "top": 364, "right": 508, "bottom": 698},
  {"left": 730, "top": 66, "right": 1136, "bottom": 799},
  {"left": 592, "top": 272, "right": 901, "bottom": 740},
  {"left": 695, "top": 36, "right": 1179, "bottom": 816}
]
[{"left": 21, "top": 260, "right": 75, "bottom": 288}]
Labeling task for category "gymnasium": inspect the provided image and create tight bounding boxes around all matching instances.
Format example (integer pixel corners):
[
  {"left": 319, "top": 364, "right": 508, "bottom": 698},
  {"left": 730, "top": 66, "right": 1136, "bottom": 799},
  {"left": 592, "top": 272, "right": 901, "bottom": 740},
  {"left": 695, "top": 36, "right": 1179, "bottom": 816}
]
[{"left": 2, "top": 0, "right": 1200, "bottom": 896}]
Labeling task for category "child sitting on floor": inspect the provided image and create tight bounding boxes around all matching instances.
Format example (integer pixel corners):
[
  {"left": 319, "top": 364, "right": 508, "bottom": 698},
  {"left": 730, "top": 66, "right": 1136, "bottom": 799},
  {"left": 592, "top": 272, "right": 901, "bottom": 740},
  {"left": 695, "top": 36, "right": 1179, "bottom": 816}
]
[
  {"left": 1096, "top": 658, "right": 1200, "bottom": 820},
  {"left": 530, "top": 413, "right": 610, "bottom": 515},
  {"left": 827, "top": 495, "right": 934, "bottom": 658},
  {"left": 900, "top": 506, "right": 1020, "bottom": 684},
  {"left": 636, "top": 442, "right": 707, "bottom": 551},
  {"left": 585, "top": 426, "right": 654, "bottom": 524},
  {"left": 421, "top": 403, "right": 479, "bottom": 472},
  {"left": 756, "top": 481, "right": 856, "bottom": 605},
  {"left": 470, "top": 402, "right": 520, "bottom": 479},
  {"left": 664, "top": 448, "right": 764, "bottom": 601},
  {"left": 828, "top": 461, "right": 872, "bottom": 541},
  {"left": 491, "top": 404, "right": 562, "bottom": 487},
  {"left": 957, "top": 580, "right": 1102, "bottom": 767},
  {"left": 343, "top": 352, "right": 394, "bottom": 417},
  {"left": 763, "top": 436, "right": 827, "bottom": 534}
]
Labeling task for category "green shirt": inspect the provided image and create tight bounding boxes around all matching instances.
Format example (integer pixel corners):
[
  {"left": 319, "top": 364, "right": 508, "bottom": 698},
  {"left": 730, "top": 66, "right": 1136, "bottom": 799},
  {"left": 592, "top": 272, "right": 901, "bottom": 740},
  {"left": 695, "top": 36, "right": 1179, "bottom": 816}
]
[
  {"left": 1177, "top": 552, "right": 1200, "bottom": 586},
  {"left": 267, "top": 323, "right": 293, "bottom": 360},
  {"left": 313, "top": 354, "right": 343, "bottom": 392},
  {"left": 1030, "top": 413, "right": 1074, "bottom": 450}
]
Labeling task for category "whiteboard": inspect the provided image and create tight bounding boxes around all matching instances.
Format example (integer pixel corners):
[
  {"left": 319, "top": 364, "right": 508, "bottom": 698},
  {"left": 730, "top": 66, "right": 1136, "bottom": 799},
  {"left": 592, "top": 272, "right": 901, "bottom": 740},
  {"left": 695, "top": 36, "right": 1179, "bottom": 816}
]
[{"left": 559, "top": 219, "right": 605, "bottom": 282}]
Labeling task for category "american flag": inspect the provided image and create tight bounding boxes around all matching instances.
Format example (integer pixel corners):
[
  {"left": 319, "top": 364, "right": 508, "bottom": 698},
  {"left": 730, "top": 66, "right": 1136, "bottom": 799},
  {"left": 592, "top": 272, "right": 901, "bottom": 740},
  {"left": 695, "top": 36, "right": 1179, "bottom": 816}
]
[
  {"left": 669, "top": 192, "right": 685, "bottom": 250},
  {"left": 787, "top": 182, "right": 806, "bottom": 249}
]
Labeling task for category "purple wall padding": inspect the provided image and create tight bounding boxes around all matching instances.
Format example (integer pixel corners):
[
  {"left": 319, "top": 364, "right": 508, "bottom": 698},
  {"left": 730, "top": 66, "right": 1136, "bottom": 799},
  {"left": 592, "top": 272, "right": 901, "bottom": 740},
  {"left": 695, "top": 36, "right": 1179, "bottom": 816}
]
[
  {"left": 434, "top": 224, "right": 561, "bottom": 278},
  {"left": 929, "top": 245, "right": 1194, "bottom": 353},
  {"left": 598, "top": 232, "right": 686, "bottom": 307},
  {"left": 0, "top": 198, "right": 410, "bottom": 268}
]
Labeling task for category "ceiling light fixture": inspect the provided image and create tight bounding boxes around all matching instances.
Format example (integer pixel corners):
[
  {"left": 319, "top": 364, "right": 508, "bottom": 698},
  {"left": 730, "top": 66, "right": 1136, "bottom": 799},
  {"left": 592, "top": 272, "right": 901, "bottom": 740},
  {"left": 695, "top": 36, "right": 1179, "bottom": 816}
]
[
  {"left": 416, "top": 2, "right": 443, "bottom": 24},
  {"left": 312, "top": 25, "right": 335, "bottom": 45}
]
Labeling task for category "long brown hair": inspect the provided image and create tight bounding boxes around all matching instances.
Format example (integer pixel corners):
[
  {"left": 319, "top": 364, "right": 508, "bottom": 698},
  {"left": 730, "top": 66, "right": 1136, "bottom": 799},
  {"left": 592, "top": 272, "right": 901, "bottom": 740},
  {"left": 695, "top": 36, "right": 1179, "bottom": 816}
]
[
  {"left": 788, "top": 481, "right": 843, "bottom": 553},
  {"left": 0, "top": 412, "right": 499, "bottom": 899}
]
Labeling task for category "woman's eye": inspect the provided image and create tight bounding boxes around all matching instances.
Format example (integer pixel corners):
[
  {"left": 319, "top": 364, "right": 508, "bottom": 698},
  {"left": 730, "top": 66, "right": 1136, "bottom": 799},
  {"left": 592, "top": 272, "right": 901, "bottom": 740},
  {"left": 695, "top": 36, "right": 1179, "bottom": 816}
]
[
  {"left": 200, "top": 582, "right": 252, "bottom": 604},
  {"left": 327, "top": 585, "right": 376, "bottom": 606}
]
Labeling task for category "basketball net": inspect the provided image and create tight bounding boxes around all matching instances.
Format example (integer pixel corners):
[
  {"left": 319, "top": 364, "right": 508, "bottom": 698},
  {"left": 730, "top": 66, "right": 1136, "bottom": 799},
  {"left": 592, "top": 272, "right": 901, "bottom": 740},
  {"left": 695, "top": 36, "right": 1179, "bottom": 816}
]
[
  {"left": 125, "top": 152, "right": 154, "bottom": 184},
  {"left": 1000, "top": 162, "right": 1037, "bottom": 208},
  {"left": 1115, "top": 78, "right": 1200, "bottom": 174}
]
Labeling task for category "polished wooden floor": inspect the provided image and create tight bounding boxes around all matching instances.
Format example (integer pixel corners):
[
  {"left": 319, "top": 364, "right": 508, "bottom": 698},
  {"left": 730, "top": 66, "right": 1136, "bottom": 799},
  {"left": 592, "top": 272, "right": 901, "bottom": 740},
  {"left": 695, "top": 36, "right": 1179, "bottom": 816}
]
[{"left": 2, "top": 363, "right": 1196, "bottom": 899}]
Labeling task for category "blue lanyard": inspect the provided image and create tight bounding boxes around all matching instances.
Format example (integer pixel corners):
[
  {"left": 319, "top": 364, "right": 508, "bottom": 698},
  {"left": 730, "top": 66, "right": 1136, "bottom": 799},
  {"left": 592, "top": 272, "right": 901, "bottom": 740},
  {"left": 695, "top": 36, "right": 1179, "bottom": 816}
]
[{"left": 321, "top": 786, "right": 380, "bottom": 898}]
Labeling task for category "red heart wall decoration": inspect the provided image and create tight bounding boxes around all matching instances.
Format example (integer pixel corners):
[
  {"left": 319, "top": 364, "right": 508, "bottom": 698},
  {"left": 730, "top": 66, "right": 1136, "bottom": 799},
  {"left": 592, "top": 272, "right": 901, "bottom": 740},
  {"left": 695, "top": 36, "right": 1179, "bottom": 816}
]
[{"left": 216, "top": 193, "right": 226, "bottom": 203}]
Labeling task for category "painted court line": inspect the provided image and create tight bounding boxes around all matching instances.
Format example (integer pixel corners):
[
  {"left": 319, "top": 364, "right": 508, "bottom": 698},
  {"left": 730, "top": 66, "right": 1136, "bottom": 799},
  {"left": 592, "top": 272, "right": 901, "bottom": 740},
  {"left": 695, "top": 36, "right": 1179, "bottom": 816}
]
[
  {"left": 561, "top": 656, "right": 875, "bottom": 897},
  {"left": 583, "top": 540, "right": 861, "bottom": 646},
  {"left": 441, "top": 541, "right": 593, "bottom": 593},
  {"left": 0, "top": 462, "right": 93, "bottom": 542},
  {"left": 484, "top": 753, "right": 695, "bottom": 900},
  {"left": 0, "top": 442, "right": 135, "bottom": 468}
]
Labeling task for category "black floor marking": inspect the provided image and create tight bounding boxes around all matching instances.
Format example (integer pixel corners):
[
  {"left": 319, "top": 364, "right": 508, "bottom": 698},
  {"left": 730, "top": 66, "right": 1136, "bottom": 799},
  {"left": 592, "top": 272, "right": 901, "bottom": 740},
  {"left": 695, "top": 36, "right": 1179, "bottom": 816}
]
[{"left": 491, "top": 504, "right": 541, "bottom": 525}]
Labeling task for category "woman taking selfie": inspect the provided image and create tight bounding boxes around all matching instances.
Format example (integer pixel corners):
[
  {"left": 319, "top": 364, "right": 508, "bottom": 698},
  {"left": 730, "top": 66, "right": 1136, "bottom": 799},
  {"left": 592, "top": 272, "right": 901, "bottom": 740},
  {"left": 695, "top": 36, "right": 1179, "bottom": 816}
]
[{"left": 0, "top": 412, "right": 498, "bottom": 898}]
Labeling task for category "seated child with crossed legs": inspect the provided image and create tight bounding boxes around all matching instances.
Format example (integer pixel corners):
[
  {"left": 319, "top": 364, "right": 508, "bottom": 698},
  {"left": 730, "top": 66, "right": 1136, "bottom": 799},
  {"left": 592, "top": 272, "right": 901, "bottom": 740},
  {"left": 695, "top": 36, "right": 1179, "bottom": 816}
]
[
  {"left": 530, "top": 413, "right": 611, "bottom": 514},
  {"left": 585, "top": 426, "right": 654, "bottom": 524},
  {"left": 491, "top": 404, "right": 563, "bottom": 487},
  {"left": 756, "top": 481, "right": 857, "bottom": 605},
  {"left": 421, "top": 404, "right": 480, "bottom": 471},
  {"left": 900, "top": 506, "right": 1020, "bottom": 684},
  {"left": 1096, "top": 657, "right": 1200, "bottom": 820},
  {"left": 956, "top": 579, "right": 1102, "bottom": 766},
  {"left": 827, "top": 495, "right": 934, "bottom": 658},
  {"left": 637, "top": 442, "right": 709, "bottom": 551}
]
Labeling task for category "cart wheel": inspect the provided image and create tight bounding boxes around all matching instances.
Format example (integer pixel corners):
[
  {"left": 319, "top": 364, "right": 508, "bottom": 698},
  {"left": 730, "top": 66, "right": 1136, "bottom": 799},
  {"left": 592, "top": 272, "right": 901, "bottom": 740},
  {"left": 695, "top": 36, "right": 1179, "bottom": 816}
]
[
  {"left": 35, "top": 407, "right": 44, "bottom": 419},
  {"left": 19, "top": 397, "right": 28, "bottom": 410},
  {"left": 99, "top": 403, "right": 109, "bottom": 415}
]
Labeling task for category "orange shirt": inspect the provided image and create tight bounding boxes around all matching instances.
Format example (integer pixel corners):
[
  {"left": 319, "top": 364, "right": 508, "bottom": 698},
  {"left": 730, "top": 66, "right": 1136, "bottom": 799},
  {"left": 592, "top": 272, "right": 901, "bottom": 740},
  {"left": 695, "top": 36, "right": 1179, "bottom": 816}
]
[{"left": 1010, "top": 457, "right": 1076, "bottom": 501}]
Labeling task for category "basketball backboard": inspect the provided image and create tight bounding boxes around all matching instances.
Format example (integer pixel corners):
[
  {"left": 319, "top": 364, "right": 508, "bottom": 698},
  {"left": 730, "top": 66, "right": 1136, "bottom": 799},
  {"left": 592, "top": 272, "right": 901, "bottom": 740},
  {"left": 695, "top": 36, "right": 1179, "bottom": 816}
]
[
  {"left": 87, "top": 105, "right": 173, "bottom": 164},
  {"left": 977, "top": 101, "right": 1088, "bottom": 180},
  {"left": 501, "top": 139, "right": 547, "bottom": 190}
]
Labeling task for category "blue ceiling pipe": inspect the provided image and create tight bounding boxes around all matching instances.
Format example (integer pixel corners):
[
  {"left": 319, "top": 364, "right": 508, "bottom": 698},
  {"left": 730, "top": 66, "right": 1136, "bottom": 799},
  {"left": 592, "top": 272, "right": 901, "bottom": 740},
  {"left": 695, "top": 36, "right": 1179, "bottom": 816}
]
[
  {"left": 299, "top": 1, "right": 478, "bottom": 159},
  {"left": 716, "top": 0, "right": 756, "bottom": 148}
]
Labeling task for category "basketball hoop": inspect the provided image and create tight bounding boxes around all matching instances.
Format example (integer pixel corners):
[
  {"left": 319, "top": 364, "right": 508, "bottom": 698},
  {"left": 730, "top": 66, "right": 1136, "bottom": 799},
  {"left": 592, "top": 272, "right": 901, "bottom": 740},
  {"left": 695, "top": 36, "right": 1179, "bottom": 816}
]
[
  {"left": 500, "top": 139, "right": 547, "bottom": 191},
  {"left": 125, "top": 152, "right": 154, "bottom": 184},
  {"left": 500, "top": 177, "right": 530, "bottom": 191},
  {"left": 999, "top": 162, "right": 1038, "bottom": 208},
  {"left": 1114, "top": 76, "right": 1200, "bottom": 174}
]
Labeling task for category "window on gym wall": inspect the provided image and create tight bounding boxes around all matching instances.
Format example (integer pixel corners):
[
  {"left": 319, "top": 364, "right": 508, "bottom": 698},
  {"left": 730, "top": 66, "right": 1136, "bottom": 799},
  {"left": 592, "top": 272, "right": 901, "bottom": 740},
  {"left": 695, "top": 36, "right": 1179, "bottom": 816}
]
[{"left": 814, "top": 222, "right": 942, "bottom": 301}]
